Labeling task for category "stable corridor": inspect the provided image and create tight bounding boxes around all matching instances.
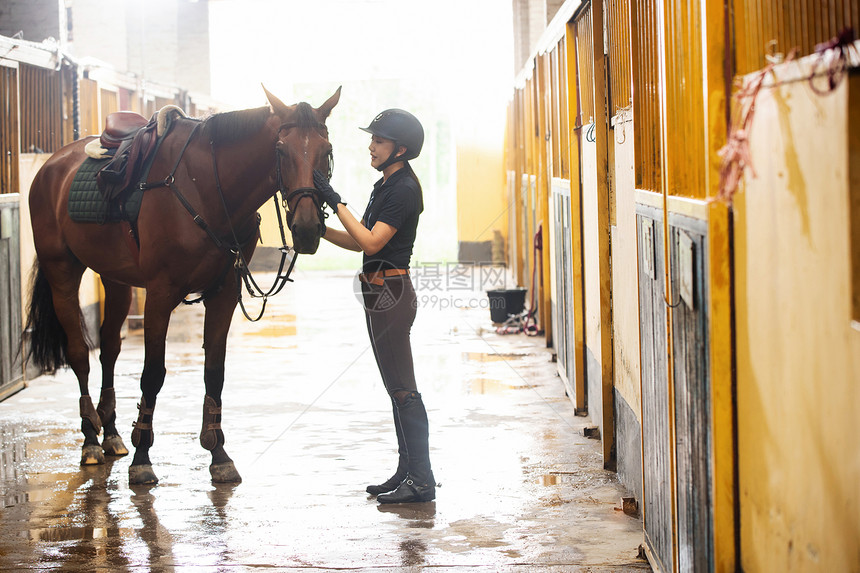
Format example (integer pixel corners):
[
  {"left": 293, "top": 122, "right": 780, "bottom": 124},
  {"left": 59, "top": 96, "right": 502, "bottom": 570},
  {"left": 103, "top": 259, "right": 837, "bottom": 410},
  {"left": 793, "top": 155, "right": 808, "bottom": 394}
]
[{"left": 0, "top": 270, "right": 648, "bottom": 571}]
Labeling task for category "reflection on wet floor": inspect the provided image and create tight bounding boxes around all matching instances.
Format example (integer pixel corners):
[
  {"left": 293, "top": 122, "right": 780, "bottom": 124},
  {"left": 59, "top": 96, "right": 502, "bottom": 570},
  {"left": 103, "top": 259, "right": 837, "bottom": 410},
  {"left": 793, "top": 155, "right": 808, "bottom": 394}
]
[
  {"left": 0, "top": 272, "right": 649, "bottom": 571},
  {"left": 29, "top": 526, "right": 134, "bottom": 542},
  {"left": 462, "top": 351, "right": 527, "bottom": 362},
  {"left": 246, "top": 325, "right": 297, "bottom": 337},
  {"left": 466, "top": 378, "right": 537, "bottom": 394},
  {"left": 1, "top": 424, "right": 27, "bottom": 509}
]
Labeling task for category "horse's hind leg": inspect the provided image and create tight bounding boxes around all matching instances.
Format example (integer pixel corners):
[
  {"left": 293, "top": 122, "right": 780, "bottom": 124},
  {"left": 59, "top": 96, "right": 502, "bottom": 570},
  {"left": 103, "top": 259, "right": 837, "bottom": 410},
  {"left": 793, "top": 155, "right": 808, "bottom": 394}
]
[
  {"left": 38, "top": 258, "right": 104, "bottom": 465},
  {"left": 200, "top": 280, "right": 242, "bottom": 484},
  {"left": 97, "top": 279, "right": 131, "bottom": 457}
]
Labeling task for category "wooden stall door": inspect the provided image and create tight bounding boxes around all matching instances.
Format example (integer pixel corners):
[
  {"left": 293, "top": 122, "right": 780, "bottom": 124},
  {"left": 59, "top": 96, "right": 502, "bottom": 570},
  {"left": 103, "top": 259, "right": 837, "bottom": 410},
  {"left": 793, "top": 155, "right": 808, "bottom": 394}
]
[
  {"left": 0, "top": 196, "right": 22, "bottom": 400},
  {"left": 669, "top": 213, "right": 714, "bottom": 572},
  {"left": 637, "top": 204, "right": 673, "bottom": 573},
  {"left": 551, "top": 178, "right": 579, "bottom": 399}
]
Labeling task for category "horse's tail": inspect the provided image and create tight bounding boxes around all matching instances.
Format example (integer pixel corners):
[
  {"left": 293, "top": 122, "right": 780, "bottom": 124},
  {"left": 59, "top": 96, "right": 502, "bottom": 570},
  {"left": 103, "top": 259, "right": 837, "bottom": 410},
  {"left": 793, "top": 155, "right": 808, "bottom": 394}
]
[{"left": 24, "top": 260, "right": 68, "bottom": 373}]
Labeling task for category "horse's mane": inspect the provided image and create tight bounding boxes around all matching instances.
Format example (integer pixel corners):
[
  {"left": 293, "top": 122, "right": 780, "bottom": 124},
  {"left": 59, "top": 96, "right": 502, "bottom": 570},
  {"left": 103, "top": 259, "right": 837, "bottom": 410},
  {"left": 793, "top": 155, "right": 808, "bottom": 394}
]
[
  {"left": 204, "top": 106, "right": 271, "bottom": 144},
  {"left": 204, "top": 102, "right": 321, "bottom": 145}
]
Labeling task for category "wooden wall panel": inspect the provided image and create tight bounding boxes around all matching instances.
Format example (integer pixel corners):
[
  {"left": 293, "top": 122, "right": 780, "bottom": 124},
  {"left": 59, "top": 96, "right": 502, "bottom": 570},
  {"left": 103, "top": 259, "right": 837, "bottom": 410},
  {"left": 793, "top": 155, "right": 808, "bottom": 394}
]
[
  {"left": 608, "top": 0, "right": 633, "bottom": 113},
  {"left": 631, "top": 0, "right": 662, "bottom": 192},
  {"left": 735, "top": 0, "right": 860, "bottom": 75},
  {"left": 19, "top": 64, "right": 62, "bottom": 153},
  {"left": 0, "top": 67, "right": 19, "bottom": 195}
]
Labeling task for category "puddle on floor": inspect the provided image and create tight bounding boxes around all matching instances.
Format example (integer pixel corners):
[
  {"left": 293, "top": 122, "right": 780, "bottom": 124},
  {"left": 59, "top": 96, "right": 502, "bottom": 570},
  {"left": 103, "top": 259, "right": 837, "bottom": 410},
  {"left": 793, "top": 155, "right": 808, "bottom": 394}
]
[
  {"left": 246, "top": 325, "right": 297, "bottom": 337},
  {"left": 467, "top": 379, "right": 537, "bottom": 394},
  {"left": 540, "top": 472, "right": 581, "bottom": 486},
  {"left": 462, "top": 352, "right": 527, "bottom": 363}
]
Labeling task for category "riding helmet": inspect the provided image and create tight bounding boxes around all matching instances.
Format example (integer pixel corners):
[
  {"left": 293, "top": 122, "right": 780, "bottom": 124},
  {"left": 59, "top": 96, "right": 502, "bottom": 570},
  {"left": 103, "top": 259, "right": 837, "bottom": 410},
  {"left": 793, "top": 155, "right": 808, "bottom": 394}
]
[{"left": 360, "top": 109, "right": 424, "bottom": 164}]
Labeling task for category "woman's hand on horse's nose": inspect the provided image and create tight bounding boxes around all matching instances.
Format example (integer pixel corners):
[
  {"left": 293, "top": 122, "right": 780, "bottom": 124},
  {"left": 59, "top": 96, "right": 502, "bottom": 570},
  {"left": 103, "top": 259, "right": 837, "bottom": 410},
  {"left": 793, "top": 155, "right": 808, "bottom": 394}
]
[{"left": 313, "top": 170, "right": 342, "bottom": 213}]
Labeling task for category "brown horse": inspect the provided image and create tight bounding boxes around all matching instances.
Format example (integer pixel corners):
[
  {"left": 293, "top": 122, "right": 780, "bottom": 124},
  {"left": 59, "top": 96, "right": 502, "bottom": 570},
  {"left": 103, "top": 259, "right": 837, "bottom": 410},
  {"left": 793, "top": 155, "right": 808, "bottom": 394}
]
[{"left": 25, "top": 86, "right": 341, "bottom": 485}]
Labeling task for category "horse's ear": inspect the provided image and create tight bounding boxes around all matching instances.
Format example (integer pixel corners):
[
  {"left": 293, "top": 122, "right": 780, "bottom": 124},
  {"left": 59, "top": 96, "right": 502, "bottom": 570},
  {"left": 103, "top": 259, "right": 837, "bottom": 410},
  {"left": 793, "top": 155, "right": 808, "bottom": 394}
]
[
  {"left": 262, "top": 84, "right": 290, "bottom": 117},
  {"left": 316, "top": 86, "right": 342, "bottom": 121}
]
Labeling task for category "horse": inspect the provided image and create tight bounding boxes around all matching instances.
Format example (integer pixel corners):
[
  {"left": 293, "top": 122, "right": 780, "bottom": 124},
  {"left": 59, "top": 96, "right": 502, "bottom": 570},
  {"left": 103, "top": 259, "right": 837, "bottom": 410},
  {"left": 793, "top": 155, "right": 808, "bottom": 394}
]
[{"left": 24, "top": 86, "right": 341, "bottom": 485}]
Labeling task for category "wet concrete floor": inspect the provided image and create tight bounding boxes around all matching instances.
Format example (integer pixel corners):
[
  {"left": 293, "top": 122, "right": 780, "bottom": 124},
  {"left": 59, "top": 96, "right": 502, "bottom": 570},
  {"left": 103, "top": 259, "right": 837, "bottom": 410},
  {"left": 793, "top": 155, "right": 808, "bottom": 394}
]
[{"left": 0, "top": 270, "right": 650, "bottom": 571}]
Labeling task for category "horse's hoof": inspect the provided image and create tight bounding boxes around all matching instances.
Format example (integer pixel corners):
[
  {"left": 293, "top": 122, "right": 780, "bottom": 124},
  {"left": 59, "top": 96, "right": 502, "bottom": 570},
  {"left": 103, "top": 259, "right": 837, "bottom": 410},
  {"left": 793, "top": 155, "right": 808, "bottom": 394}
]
[
  {"left": 102, "top": 434, "right": 129, "bottom": 456},
  {"left": 209, "top": 462, "right": 242, "bottom": 484},
  {"left": 129, "top": 464, "right": 159, "bottom": 485},
  {"left": 81, "top": 444, "right": 105, "bottom": 465}
]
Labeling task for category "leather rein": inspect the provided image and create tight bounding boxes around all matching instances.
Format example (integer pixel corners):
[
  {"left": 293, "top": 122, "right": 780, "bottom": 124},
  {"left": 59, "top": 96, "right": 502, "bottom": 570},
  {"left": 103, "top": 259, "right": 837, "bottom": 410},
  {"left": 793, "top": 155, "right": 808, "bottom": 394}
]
[{"left": 142, "top": 119, "right": 331, "bottom": 321}]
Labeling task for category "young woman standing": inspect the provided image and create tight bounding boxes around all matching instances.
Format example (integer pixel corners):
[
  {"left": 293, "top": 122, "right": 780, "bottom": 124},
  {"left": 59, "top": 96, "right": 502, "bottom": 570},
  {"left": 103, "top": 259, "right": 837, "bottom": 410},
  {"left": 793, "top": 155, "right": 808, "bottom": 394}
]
[{"left": 312, "top": 109, "right": 435, "bottom": 504}]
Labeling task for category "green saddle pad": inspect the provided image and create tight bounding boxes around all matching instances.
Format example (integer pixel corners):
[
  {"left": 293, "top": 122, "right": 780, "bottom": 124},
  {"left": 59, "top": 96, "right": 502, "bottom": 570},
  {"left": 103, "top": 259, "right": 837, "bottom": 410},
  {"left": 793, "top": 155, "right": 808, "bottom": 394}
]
[{"left": 68, "top": 157, "right": 144, "bottom": 224}]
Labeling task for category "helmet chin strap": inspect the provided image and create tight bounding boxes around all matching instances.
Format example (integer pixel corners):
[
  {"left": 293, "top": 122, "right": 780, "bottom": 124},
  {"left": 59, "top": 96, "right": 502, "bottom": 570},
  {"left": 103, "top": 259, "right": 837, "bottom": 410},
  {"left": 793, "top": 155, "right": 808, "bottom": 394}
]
[{"left": 375, "top": 146, "right": 406, "bottom": 172}]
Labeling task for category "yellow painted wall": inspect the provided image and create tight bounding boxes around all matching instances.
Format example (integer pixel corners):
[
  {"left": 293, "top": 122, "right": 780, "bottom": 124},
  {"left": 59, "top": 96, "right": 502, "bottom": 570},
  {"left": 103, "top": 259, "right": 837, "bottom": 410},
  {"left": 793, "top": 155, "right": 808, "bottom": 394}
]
[
  {"left": 18, "top": 153, "right": 102, "bottom": 326},
  {"left": 610, "top": 115, "right": 641, "bottom": 415},
  {"left": 258, "top": 200, "right": 292, "bottom": 248},
  {"left": 456, "top": 144, "right": 507, "bottom": 247},
  {"left": 735, "top": 62, "right": 860, "bottom": 572}
]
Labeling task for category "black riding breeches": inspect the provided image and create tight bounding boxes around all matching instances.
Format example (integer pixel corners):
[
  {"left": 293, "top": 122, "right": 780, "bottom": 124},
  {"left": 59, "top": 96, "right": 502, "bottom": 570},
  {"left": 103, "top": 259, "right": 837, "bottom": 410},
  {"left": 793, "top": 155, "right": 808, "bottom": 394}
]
[{"left": 362, "top": 276, "right": 418, "bottom": 399}]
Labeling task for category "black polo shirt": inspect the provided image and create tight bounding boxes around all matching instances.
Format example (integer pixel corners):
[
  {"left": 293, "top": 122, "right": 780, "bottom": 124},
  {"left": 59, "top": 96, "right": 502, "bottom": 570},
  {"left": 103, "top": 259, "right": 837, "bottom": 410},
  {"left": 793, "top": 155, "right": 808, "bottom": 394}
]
[{"left": 361, "top": 168, "right": 423, "bottom": 273}]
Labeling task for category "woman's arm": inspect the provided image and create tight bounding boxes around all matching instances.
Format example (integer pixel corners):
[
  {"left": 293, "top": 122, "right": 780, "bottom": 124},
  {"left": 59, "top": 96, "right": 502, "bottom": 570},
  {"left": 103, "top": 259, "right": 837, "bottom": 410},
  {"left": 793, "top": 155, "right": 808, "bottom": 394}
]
[
  {"left": 335, "top": 205, "right": 396, "bottom": 256},
  {"left": 312, "top": 172, "right": 397, "bottom": 256},
  {"left": 322, "top": 227, "right": 362, "bottom": 252}
]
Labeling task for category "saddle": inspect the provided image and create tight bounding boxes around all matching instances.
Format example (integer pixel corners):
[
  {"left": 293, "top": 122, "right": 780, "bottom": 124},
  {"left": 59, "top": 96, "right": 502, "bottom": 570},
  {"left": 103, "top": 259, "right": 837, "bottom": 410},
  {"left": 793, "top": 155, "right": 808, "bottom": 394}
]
[
  {"left": 96, "top": 111, "right": 160, "bottom": 202},
  {"left": 100, "top": 111, "right": 149, "bottom": 148}
]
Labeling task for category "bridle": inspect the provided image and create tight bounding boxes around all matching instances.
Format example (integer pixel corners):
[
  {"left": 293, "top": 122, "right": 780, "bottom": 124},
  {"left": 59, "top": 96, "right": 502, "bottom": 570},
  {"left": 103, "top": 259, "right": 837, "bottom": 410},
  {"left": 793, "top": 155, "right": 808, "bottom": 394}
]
[
  {"left": 276, "top": 120, "right": 333, "bottom": 233},
  {"left": 144, "top": 117, "right": 333, "bottom": 321}
]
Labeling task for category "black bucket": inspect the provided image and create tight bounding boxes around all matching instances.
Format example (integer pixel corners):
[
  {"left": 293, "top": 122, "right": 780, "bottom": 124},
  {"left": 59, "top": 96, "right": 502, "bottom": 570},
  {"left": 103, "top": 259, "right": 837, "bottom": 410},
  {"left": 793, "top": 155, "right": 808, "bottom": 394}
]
[{"left": 486, "top": 288, "right": 527, "bottom": 323}]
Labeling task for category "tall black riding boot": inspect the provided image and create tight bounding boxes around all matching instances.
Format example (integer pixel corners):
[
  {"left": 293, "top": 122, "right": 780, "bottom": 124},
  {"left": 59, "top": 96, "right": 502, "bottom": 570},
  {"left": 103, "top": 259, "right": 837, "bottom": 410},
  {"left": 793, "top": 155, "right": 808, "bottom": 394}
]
[
  {"left": 367, "top": 401, "right": 408, "bottom": 495},
  {"left": 378, "top": 391, "right": 435, "bottom": 504}
]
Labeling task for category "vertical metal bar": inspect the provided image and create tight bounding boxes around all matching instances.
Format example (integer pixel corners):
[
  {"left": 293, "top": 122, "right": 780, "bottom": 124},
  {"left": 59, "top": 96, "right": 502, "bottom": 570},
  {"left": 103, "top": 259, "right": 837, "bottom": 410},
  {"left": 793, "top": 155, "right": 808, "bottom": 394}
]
[
  {"left": 848, "top": 2, "right": 860, "bottom": 33},
  {"left": 19, "top": 66, "right": 25, "bottom": 153},
  {"left": 643, "top": 0, "right": 650, "bottom": 190},
  {"left": 28, "top": 66, "right": 33, "bottom": 152},
  {"left": 1, "top": 69, "right": 7, "bottom": 192},
  {"left": 654, "top": 0, "right": 662, "bottom": 192},
  {"left": 646, "top": 0, "right": 654, "bottom": 191},
  {"left": 1, "top": 69, "right": 6, "bottom": 192},
  {"left": 646, "top": 0, "right": 651, "bottom": 189},
  {"left": 830, "top": 0, "right": 838, "bottom": 40},
  {"left": 799, "top": 0, "right": 808, "bottom": 55},
  {"left": 52, "top": 69, "right": 59, "bottom": 152},
  {"left": 755, "top": 0, "right": 765, "bottom": 70},
  {"left": 792, "top": 0, "right": 801, "bottom": 52},
  {"left": 816, "top": 0, "right": 823, "bottom": 50},
  {"left": 560, "top": 36, "right": 570, "bottom": 180}
]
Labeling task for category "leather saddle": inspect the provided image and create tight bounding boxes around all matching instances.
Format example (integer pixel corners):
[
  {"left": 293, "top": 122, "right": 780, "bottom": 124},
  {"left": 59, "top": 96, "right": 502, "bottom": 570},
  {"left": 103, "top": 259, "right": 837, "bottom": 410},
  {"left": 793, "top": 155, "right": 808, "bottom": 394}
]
[
  {"left": 97, "top": 111, "right": 160, "bottom": 202},
  {"left": 100, "top": 111, "right": 149, "bottom": 148}
]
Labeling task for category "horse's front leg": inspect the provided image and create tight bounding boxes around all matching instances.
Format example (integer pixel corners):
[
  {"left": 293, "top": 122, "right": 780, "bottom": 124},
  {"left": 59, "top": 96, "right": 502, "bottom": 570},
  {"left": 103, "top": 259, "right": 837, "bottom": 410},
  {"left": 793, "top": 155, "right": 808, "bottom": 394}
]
[
  {"left": 128, "top": 287, "right": 177, "bottom": 485},
  {"left": 200, "top": 278, "right": 242, "bottom": 483}
]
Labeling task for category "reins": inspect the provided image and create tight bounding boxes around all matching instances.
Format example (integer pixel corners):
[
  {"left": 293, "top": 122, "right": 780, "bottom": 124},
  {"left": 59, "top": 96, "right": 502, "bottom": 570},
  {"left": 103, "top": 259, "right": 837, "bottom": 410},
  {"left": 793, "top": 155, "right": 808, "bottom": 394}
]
[
  {"left": 212, "top": 141, "right": 298, "bottom": 322},
  {"left": 142, "top": 118, "right": 324, "bottom": 321}
]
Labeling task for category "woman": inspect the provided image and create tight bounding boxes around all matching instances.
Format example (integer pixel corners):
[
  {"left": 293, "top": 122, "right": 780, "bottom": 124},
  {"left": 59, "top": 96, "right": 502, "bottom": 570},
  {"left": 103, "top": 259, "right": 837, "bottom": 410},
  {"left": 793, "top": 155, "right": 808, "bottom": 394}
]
[{"left": 312, "top": 108, "right": 435, "bottom": 504}]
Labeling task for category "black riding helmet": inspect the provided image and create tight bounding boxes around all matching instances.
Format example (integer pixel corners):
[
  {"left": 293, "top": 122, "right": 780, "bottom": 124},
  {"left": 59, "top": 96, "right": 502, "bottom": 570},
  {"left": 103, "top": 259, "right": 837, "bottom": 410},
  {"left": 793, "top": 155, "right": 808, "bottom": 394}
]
[{"left": 360, "top": 109, "right": 424, "bottom": 171}]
